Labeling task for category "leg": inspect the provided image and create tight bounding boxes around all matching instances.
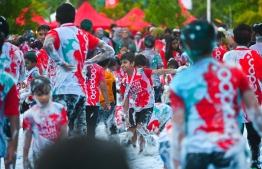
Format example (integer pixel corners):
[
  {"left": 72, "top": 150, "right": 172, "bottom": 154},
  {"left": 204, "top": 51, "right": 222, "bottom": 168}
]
[
  {"left": 86, "top": 106, "right": 99, "bottom": 140},
  {"left": 74, "top": 96, "right": 87, "bottom": 136},
  {"left": 246, "top": 122, "right": 261, "bottom": 169},
  {"left": 154, "top": 86, "right": 162, "bottom": 103}
]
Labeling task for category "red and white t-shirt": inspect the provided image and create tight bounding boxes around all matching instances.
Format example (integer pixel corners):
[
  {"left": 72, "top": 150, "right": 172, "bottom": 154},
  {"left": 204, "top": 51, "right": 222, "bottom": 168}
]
[
  {"left": 212, "top": 45, "right": 226, "bottom": 62},
  {"left": 120, "top": 68, "right": 154, "bottom": 112},
  {"left": 22, "top": 102, "right": 68, "bottom": 156},
  {"left": 86, "top": 64, "right": 105, "bottom": 106},
  {"left": 47, "top": 23, "right": 99, "bottom": 96},
  {"left": 0, "top": 72, "right": 19, "bottom": 157},
  {"left": 36, "top": 48, "right": 57, "bottom": 86},
  {"left": 223, "top": 46, "right": 262, "bottom": 121},
  {"left": 170, "top": 58, "right": 251, "bottom": 153},
  {"left": 1, "top": 41, "right": 25, "bottom": 83}
]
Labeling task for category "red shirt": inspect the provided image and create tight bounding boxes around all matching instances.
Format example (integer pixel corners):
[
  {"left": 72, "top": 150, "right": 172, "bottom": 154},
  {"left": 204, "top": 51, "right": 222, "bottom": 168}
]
[{"left": 212, "top": 45, "right": 226, "bottom": 62}]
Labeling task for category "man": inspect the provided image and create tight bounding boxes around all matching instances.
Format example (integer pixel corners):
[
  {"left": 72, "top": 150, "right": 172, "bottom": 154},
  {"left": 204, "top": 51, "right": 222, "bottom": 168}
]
[
  {"left": 170, "top": 20, "right": 262, "bottom": 169},
  {"left": 223, "top": 23, "right": 262, "bottom": 169},
  {"left": 43, "top": 2, "right": 114, "bottom": 136}
]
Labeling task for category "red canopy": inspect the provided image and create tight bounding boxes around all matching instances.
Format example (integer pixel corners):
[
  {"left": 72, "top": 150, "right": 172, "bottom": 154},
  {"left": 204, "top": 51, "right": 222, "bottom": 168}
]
[
  {"left": 74, "top": 2, "right": 114, "bottom": 30},
  {"left": 116, "top": 7, "right": 150, "bottom": 33}
]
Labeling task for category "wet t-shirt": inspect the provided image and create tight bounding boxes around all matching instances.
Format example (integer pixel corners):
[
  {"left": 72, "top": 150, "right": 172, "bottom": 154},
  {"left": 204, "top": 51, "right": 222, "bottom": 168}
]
[
  {"left": 86, "top": 64, "right": 105, "bottom": 106},
  {"left": 170, "top": 58, "right": 251, "bottom": 153},
  {"left": 212, "top": 45, "right": 226, "bottom": 62},
  {"left": 120, "top": 68, "right": 154, "bottom": 112},
  {"left": 22, "top": 102, "right": 68, "bottom": 156}
]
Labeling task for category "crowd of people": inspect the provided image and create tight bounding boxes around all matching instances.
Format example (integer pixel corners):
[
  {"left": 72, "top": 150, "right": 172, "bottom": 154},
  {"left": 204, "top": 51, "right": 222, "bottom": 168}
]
[{"left": 1, "top": 2, "right": 262, "bottom": 169}]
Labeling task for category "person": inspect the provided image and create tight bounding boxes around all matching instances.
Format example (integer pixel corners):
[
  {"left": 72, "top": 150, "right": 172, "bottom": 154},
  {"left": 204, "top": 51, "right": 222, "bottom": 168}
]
[
  {"left": 250, "top": 23, "right": 262, "bottom": 56},
  {"left": 31, "top": 24, "right": 50, "bottom": 51},
  {"left": 0, "top": 30, "right": 20, "bottom": 169},
  {"left": 223, "top": 23, "right": 262, "bottom": 169},
  {"left": 134, "top": 31, "right": 143, "bottom": 53},
  {"left": 116, "top": 45, "right": 128, "bottom": 58},
  {"left": 212, "top": 31, "right": 226, "bottom": 62},
  {"left": 165, "top": 36, "right": 185, "bottom": 66},
  {"left": 34, "top": 136, "right": 130, "bottom": 169},
  {"left": 19, "top": 51, "right": 41, "bottom": 114},
  {"left": 43, "top": 2, "right": 114, "bottom": 136},
  {"left": 169, "top": 20, "right": 262, "bottom": 169},
  {"left": 120, "top": 53, "right": 185, "bottom": 152},
  {"left": 23, "top": 76, "right": 68, "bottom": 168},
  {"left": 85, "top": 61, "right": 110, "bottom": 139},
  {"left": 80, "top": 19, "right": 93, "bottom": 33},
  {"left": 115, "top": 28, "right": 136, "bottom": 54},
  {"left": 0, "top": 16, "right": 25, "bottom": 84},
  {"left": 95, "top": 28, "right": 113, "bottom": 48},
  {"left": 97, "top": 58, "right": 119, "bottom": 141},
  {"left": 140, "top": 35, "right": 164, "bottom": 102}
]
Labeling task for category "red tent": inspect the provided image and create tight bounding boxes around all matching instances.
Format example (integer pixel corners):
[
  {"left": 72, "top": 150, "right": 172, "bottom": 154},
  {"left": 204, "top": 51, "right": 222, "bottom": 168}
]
[
  {"left": 116, "top": 7, "right": 150, "bottom": 34},
  {"left": 74, "top": 2, "right": 114, "bottom": 30}
]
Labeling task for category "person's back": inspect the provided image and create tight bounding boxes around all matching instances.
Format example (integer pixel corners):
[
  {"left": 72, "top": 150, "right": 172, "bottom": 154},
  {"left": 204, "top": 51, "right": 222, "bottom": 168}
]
[{"left": 250, "top": 23, "right": 262, "bottom": 56}]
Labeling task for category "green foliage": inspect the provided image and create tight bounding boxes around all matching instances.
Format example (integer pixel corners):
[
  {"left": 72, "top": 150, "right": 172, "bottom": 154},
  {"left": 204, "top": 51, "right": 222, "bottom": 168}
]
[
  {"left": 144, "top": 0, "right": 187, "bottom": 28},
  {"left": 0, "top": 0, "right": 48, "bottom": 34}
]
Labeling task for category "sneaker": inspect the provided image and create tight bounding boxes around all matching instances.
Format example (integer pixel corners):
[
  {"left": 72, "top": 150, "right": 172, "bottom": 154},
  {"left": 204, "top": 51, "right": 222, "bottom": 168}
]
[{"left": 147, "top": 136, "right": 156, "bottom": 146}]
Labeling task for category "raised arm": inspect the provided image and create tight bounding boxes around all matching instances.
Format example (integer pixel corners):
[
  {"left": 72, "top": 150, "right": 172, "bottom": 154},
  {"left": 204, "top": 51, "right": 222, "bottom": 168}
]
[
  {"left": 85, "top": 40, "right": 115, "bottom": 65},
  {"left": 152, "top": 66, "right": 187, "bottom": 75}
]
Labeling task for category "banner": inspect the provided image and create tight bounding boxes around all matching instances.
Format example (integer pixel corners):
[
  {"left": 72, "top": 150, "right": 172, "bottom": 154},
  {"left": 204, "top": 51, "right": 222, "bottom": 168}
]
[{"left": 105, "top": 0, "right": 119, "bottom": 8}]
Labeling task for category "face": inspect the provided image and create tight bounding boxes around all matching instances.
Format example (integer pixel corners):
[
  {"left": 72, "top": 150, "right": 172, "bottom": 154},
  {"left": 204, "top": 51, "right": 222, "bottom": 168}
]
[
  {"left": 172, "top": 39, "right": 180, "bottom": 50},
  {"left": 11, "top": 35, "right": 19, "bottom": 46},
  {"left": 33, "top": 87, "right": 51, "bottom": 107},
  {"left": 121, "top": 59, "right": 134, "bottom": 73},
  {"left": 121, "top": 30, "right": 129, "bottom": 38},
  {"left": 37, "top": 30, "right": 48, "bottom": 44},
  {"left": 25, "top": 58, "right": 36, "bottom": 70},
  {"left": 120, "top": 47, "right": 128, "bottom": 54}
]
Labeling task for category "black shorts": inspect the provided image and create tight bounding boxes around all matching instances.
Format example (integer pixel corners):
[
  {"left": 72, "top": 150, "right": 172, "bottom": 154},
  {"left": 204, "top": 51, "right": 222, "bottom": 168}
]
[
  {"left": 128, "top": 108, "right": 136, "bottom": 128},
  {"left": 185, "top": 152, "right": 234, "bottom": 169},
  {"left": 135, "top": 107, "right": 153, "bottom": 127}
]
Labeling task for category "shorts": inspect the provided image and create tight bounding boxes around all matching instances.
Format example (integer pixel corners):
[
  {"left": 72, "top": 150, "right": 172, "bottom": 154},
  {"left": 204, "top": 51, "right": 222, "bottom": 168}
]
[
  {"left": 135, "top": 107, "right": 153, "bottom": 127},
  {"left": 128, "top": 108, "right": 136, "bottom": 128},
  {"left": 184, "top": 151, "right": 247, "bottom": 169}
]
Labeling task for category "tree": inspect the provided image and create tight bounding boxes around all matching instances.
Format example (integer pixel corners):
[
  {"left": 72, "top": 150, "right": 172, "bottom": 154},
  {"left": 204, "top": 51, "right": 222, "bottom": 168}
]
[{"left": 144, "top": 0, "right": 187, "bottom": 28}]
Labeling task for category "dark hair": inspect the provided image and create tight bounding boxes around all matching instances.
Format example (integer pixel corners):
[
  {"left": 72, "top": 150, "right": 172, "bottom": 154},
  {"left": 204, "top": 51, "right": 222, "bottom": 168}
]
[
  {"left": 24, "top": 51, "right": 37, "bottom": 63},
  {"left": 233, "top": 23, "right": 252, "bottom": 45},
  {"left": 97, "top": 58, "right": 110, "bottom": 67},
  {"left": 135, "top": 54, "right": 147, "bottom": 66},
  {"left": 56, "top": 3, "right": 75, "bottom": 24},
  {"left": 37, "top": 24, "right": 50, "bottom": 32},
  {"left": 252, "top": 23, "right": 262, "bottom": 36},
  {"left": 144, "top": 35, "right": 155, "bottom": 48},
  {"left": 165, "top": 28, "right": 172, "bottom": 34},
  {"left": 217, "top": 31, "right": 225, "bottom": 40},
  {"left": 120, "top": 53, "right": 135, "bottom": 63},
  {"left": 108, "top": 57, "right": 120, "bottom": 68},
  {"left": 0, "top": 31, "right": 5, "bottom": 54},
  {"left": 30, "top": 40, "right": 43, "bottom": 50},
  {"left": 0, "top": 16, "right": 9, "bottom": 38},
  {"left": 165, "top": 36, "right": 181, "bottom": 61},
  {"left": 167, "top": 59, "right": 179, "bottom": 69},
  {"left": 35, "top": 137, "right": 130, "bottom": 169},
  {"left": 30, "top": 76, "right": 51, "bottom": 95},
  {"left": 110, "top": 23, "right": 117, "bottom": 30}
]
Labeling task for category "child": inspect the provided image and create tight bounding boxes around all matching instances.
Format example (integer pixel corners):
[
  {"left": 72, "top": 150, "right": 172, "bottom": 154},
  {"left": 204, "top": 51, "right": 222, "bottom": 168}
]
[
  {"left": 23, "top": 76, "right": 68, "bottom": 168},
  {"left": 120, "top": 53, "right": 185, "bottom": 152},
  {"left": 97, "top": 58, "right": 119, "bottom": 141},
  {"left": 20, "top": 51, "right": 40, "bottom": 113},
  {"left": 116, "top": 45, "right": 128, "bottom": 58},
  {"left": 170, "top": 20, "right": 262, "bottom": 169}
]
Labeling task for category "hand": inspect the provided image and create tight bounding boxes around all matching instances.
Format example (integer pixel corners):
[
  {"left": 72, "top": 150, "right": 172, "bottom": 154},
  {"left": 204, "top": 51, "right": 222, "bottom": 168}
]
[
  {"left": 218, "top": 27, "right": 226, "bottom": 32},
  {"left": 61, "top": 62, "right": 76, "bottom": 72},
  {"left": 4, "top": 143, "right": 17, "bottom": 168},
  {"left": 21, "top": 82, "right": 27, "bottom": 88},
  {"left": 23, "top": 157, "right": 33, "bottom": 169},
  {"left": 177, "top": 65, "right": 187, "bottom": 72},
  {"left": 105, "top": 104, "right": 111, "bottom": 112}
]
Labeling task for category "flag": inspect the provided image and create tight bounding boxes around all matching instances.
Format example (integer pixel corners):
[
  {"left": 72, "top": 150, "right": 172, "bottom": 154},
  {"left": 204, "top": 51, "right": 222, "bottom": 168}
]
[
  {"left": 179, "top": 0, "right": 192, "bottom": 10},
  {"left": 105, "top": 0, "right": 119, "bottom": 8}
]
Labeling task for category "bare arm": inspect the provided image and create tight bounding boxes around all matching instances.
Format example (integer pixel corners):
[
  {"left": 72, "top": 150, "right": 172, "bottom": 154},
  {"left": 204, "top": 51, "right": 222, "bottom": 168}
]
[
  {"left": 85, "top": 40, "right": 115, "bottom": 65},
  {"left": 221, "top": 29, "right": 237, "bottom": 49},
  {"left": 100, "top": 80, "right": 110, "bottom": 106},
  {"left": 152, "top": 66, "right": 187, "bottom": 75},
  {"left": 59, "top": 124, "right": 68, "bottom": 140},
  {"left": 23, "top": 130, "right": 33, "bottom": 169},
  {"left": 5, "top": 115, "right": 20, "bottom": 167},
  {"left": 242, "top": 90, "right": 262, "bottom": 136}
]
